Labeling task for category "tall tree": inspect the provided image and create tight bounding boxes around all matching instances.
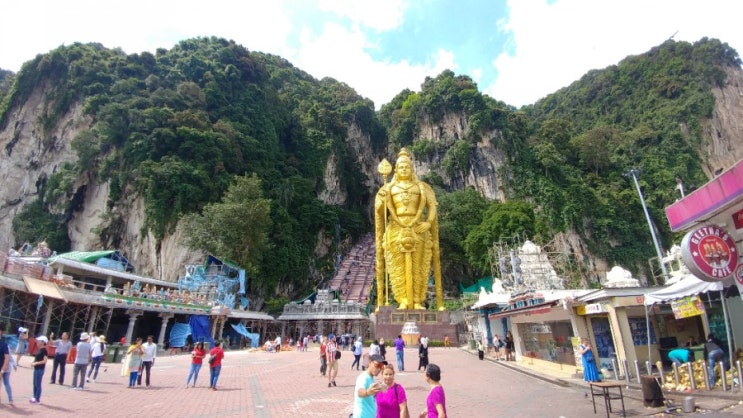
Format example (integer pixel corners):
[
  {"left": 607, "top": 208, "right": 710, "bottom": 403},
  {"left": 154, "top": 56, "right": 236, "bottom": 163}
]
[{"left": 182, "top": 174, "right": 272, "bottom": 281}]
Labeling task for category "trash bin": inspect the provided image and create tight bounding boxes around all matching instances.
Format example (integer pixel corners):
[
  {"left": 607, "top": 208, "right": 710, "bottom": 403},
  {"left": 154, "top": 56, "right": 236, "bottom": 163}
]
[
  {"left": 641, "top": 375, "right": 664, "bottom": 407},
  {"left": 105, "top": 345, "right": 121, "bottom": 363}
]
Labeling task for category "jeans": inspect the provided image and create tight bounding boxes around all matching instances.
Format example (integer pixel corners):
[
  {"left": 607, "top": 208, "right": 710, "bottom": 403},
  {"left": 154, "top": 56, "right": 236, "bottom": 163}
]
[
  {"left": 186, "top": 363, "right": 202, "bottom": 386},
  {"left": 128, "top": 371, "right": 138, "bottom": 387},
  {"left": 87, "top": 356, "right": 103, "bottom": 380},
  {"left": 50, "top": 353, "right": 68, "bottom": 384},
  {"left": 71, "top": 364, "right": 88, "bottom": 388},
  {"left": 708, "top": 349, "right": 725, "bottom": 386},
  {"left": 2, "top": 371, "right": 13, "bottom": 402},
  {"left": 209, "top": 365, "right": 221, "bottom": 388},
  {"left": 320, "top": 357, "right": 327, "bottom": 375},
  {"left": 351, "top": 354, "right": 361, "bottom": 369},
  {"left": 396, "top": 350, "right": 404, "bottom": 371},
  {"left": 137, "top": 361, "right": 153, "bottom": 386},
  {"left": 32, "top": 368, "right": 44, "bottom": 401}
]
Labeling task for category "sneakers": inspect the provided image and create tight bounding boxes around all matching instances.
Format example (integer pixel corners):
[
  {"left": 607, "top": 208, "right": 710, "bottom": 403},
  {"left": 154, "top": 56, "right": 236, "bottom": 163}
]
[
  {"left": 328, "top": 382, "right": 332, "bottom": 387},
  {"left": 29, "top": 398, "right": 39, "bottom": 404},
  {"left": 332, "top": 381, "right": 337, "bottom": 387}
]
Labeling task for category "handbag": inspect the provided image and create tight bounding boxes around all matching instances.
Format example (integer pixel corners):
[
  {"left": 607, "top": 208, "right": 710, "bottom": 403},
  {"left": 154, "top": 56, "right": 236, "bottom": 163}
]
[{"left": 208, "top": 356, "right": 216, "bottom": 365}]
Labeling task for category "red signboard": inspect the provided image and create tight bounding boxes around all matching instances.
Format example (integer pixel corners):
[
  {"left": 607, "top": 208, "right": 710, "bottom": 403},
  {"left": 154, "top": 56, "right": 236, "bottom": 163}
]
[
  {"left": 733, "top": 207, "right": 743, "bottom": 231},
  {"left": 680, "top": 225, "right": 738, "bottom": 281}
]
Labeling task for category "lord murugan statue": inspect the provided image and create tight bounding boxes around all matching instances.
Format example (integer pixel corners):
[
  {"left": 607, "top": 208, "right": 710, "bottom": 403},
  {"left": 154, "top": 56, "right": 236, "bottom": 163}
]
[{"left": 375, "top": 148, "right": 444, "bottom": 310}]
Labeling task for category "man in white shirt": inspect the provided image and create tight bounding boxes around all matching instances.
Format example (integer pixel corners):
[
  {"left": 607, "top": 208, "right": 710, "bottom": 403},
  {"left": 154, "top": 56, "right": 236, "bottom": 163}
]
[
  {"left": 274, "top": 336, "right": 282, "bottom": 354},
  {"left": 137, "top": 335, "right": 157, "bottom": 387}
]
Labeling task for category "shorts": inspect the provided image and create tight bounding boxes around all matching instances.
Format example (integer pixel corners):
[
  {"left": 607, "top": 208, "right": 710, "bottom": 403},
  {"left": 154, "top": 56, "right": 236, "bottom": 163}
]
[
  {"left": 327, "top": 360, "right": 339, "bottom": 372},
  {"left": 15, "top": 339, "right": 28, "bottom": 354}
]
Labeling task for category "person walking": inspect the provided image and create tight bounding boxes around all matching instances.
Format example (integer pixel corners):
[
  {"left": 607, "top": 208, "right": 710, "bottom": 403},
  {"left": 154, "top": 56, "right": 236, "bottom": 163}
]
[
  {"left": 394, "top": 335, "right": 406, "bottom": 372},
  {"left": 326, "top": 334, "right": 339, "bottom": 387},
  {"left": 418, "top": 337, "right": 430, "bottom": 370},
  {"left": 379, "top": 338, "right": 387, "bottom": 361},
  {"left": 86, "top": 335, "right": 106, "bottom": 383},
  {"left": 70, "top": 332, "right": 92, "bottom": 390},
  {"left": 185, "top": 341, "right": 206, "bottom": 387},
  {"left": 419, "top": 364, "right": 446, "bottom": 418},
  {"left": 0, "top": 324, "right": 13, "bottom": 405},
  {"left": 352, "top": 354, "right": 387, "bottom": 418},
  {"left": 351, "top": 337, "right": 363, "bottom": 370},
  {"left": 319, "top": 336, "right": 327, "bottom": 377},
  {"left": 14, "top": 327, "right": 28, "bottom": 368},
  {"left": 208, "top": 341, "right": 224, "bottom": 390},
  {"left": 49, "top": 331, "right": 72, "bottom": 385},
  {"left": 443, "top": 335, "right": 450, "bottom": 349},
  {"left": 579, "top": 338, "right": 600, "bottom": 383},
  {"left": 126, "top": 338, "right": 144, "bottom": 388},
  {"left": 137, "top": 335, "right": 157, "bottom": 387},
  {"left": 29, "top": 335, "right": 49, "bottom": 404},
  {"left": 376, "top": 364, "right": 410, "bottom": 418},
  {"left": 505, "top": 331, "right": 515, "bottom": 361},
  {"left": 704, "top": 333, "right": 726, "bottom": 387}
]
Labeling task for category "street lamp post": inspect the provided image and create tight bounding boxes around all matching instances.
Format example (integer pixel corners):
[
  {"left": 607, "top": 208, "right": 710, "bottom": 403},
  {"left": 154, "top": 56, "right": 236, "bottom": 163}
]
[{"left": 625, "top": 169, "right": 670, "bottom": 282}]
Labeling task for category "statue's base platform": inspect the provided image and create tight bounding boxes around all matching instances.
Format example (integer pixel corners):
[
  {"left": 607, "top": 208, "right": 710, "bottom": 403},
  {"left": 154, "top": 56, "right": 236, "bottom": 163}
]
[{"left": 375, "top": 306, "right": 459, "bottom": 345}]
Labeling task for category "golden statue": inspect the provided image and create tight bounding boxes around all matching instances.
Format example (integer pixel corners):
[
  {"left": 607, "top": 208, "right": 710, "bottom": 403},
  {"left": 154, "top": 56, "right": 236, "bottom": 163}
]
[{"left": 375, "top": 148, "right": 444, "bottom": 310}]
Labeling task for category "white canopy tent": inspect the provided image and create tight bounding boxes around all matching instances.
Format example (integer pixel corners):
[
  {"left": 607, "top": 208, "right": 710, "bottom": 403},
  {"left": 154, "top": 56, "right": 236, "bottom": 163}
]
[{"left": 643, "top": 275, "right": 735, "bottom": 366}]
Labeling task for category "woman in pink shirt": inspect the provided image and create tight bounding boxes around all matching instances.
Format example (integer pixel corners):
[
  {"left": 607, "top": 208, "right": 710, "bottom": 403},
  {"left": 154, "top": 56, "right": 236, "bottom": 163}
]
[
  {"left": 375, "top": 364, "right": 408, "bottom": 418},
  {"left": 419, "top": 364, "right": 446, "bottom": 418}
]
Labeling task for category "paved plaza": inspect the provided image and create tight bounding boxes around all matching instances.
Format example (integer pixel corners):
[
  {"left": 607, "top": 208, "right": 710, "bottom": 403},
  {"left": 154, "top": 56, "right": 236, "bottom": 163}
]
[{"left": 2, "top": 345, "right": 743, "bottom": 417}]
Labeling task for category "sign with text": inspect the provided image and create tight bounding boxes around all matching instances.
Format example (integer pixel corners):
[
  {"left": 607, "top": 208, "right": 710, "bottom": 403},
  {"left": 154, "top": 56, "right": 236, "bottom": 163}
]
[
  {"left": 670, "top": 295, "right": 705, "bottom": 319},
  {"left": 680, "top": 225, "right": 738, "bottom": 281}
]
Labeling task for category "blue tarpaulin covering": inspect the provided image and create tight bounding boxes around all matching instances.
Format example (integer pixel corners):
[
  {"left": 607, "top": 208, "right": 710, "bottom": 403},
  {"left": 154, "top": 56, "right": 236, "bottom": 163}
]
[
  {"left": 229, "top": 322, "right": 260, "bottom": 347},
  {"left": 168, "top": 322, "right": 191, "bottom": 348},
  {"left": 188, "top": 315, "right": 214, "bottom": 347}
]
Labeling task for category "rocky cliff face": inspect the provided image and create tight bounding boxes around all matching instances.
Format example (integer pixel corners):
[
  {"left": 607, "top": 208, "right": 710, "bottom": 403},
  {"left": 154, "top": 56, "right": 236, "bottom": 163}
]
[
  {"left": 701, "top": 66, "right": 743, "bottom": 176},
  {"left": 0, "top": 83, "right": 202, "bottom": 280},
  {"left": 413, "top": 113, "right": 507, "bottom": 201},
  {"left": 2, "top": 65, "right": 742, "bottom": 286}
]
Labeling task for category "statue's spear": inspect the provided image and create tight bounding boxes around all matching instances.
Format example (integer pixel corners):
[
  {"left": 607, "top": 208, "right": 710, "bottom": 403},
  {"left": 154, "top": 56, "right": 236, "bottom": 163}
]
[{"left": 377, "top": 159, "right": 392, "bottom": 309}]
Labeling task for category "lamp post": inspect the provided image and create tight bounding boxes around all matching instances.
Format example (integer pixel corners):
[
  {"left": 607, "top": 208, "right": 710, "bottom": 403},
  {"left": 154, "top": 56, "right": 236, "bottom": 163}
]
[{"left": 625, "top": 169, "right": 670, "bottom": 282}]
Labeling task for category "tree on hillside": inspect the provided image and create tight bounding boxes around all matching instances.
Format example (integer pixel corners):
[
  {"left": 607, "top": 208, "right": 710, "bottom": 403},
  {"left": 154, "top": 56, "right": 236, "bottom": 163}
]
[{"left": 182, "top": 174, "right": 272, "bottom": 291}]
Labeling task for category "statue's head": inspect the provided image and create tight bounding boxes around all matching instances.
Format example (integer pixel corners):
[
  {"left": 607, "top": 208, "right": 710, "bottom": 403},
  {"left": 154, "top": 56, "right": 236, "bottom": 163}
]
[{"left": 394, "top": 148, "right": 415, "bottom": 180}]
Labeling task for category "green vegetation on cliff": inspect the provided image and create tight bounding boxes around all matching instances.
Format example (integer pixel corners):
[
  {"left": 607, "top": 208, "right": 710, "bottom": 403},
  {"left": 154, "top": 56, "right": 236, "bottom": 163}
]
[{"left": 2, "top": 36, "right": 739, "bottom": 301}]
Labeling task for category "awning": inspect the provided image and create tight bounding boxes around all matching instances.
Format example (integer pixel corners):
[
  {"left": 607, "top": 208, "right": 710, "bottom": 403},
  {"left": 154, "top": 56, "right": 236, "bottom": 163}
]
[
  {"left": 643, "top": 274, "right": 732, "bottom": 305},
  {"left": 488, "top": 301, "right": 554, "bottom": 320},
  {"left": 23, "top": 277, "right": 66, "bottom": 301}
]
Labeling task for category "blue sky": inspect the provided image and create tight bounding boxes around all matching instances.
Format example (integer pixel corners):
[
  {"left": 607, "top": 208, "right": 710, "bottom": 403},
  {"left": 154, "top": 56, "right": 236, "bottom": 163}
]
[{"left": 1, "top": 0, "right": 742, "bottom": 108}]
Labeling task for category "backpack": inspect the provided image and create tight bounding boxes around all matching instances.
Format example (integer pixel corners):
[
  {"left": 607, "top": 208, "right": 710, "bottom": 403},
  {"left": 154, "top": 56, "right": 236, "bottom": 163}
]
[{"left": 334, "top": 350, "right": 341, "bottom": 360}]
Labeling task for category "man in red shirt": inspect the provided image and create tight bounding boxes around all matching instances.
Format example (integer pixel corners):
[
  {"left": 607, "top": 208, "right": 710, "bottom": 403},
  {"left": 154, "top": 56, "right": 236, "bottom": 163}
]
[{"left": 319, "top": 336, "right": 327, "bottom": 376}]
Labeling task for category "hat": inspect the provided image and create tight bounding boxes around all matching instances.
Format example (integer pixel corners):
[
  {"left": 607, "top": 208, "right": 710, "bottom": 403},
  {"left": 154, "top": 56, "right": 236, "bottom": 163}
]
[
  {"left": 370, "top": 354, "right": 387, "bottom": 365},
  {"left": 80, "top": 332, "right": 90, "bottom": 341},
  {"left": 36, "top": 336, "right": 48, "bottom": 344},
  {"left": 328, "top": 333, "right": 335, "bottom": 340},
  {"left": 18, "top": 326, "right": 28, "bottom": 333},
  {"left": 98, "top": 336, "right": 107, "bottom": 343}
]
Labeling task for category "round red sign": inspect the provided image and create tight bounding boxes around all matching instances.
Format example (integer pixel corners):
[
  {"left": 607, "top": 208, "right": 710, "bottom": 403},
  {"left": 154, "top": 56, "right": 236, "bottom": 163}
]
[{"left": 680, "top": 225, "right": 739, "bottom": 282}]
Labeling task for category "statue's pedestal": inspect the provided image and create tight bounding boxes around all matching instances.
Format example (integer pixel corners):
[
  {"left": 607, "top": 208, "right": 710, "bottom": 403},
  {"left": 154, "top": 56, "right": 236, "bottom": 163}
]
[{"left": 375, "top": 306, "right": 459, "bottom": 345}]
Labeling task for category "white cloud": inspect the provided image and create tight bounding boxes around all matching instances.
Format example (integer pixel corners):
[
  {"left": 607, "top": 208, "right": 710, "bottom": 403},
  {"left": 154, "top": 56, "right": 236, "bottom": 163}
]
[
  {"left": 290, "top": 19, "right": 455, "bottom": 107},
  {"left": 317, "top": 0, "right": 408, "bottom": 31},
  {"left": 485, "top": 0, "right": 743, "bottom": 107}
]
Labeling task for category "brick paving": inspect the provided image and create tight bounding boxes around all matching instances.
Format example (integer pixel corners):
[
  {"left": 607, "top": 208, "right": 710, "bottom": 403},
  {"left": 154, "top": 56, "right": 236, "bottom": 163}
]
[{"left": 2, "top": 345, "right": 743, "bottom": 417}]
